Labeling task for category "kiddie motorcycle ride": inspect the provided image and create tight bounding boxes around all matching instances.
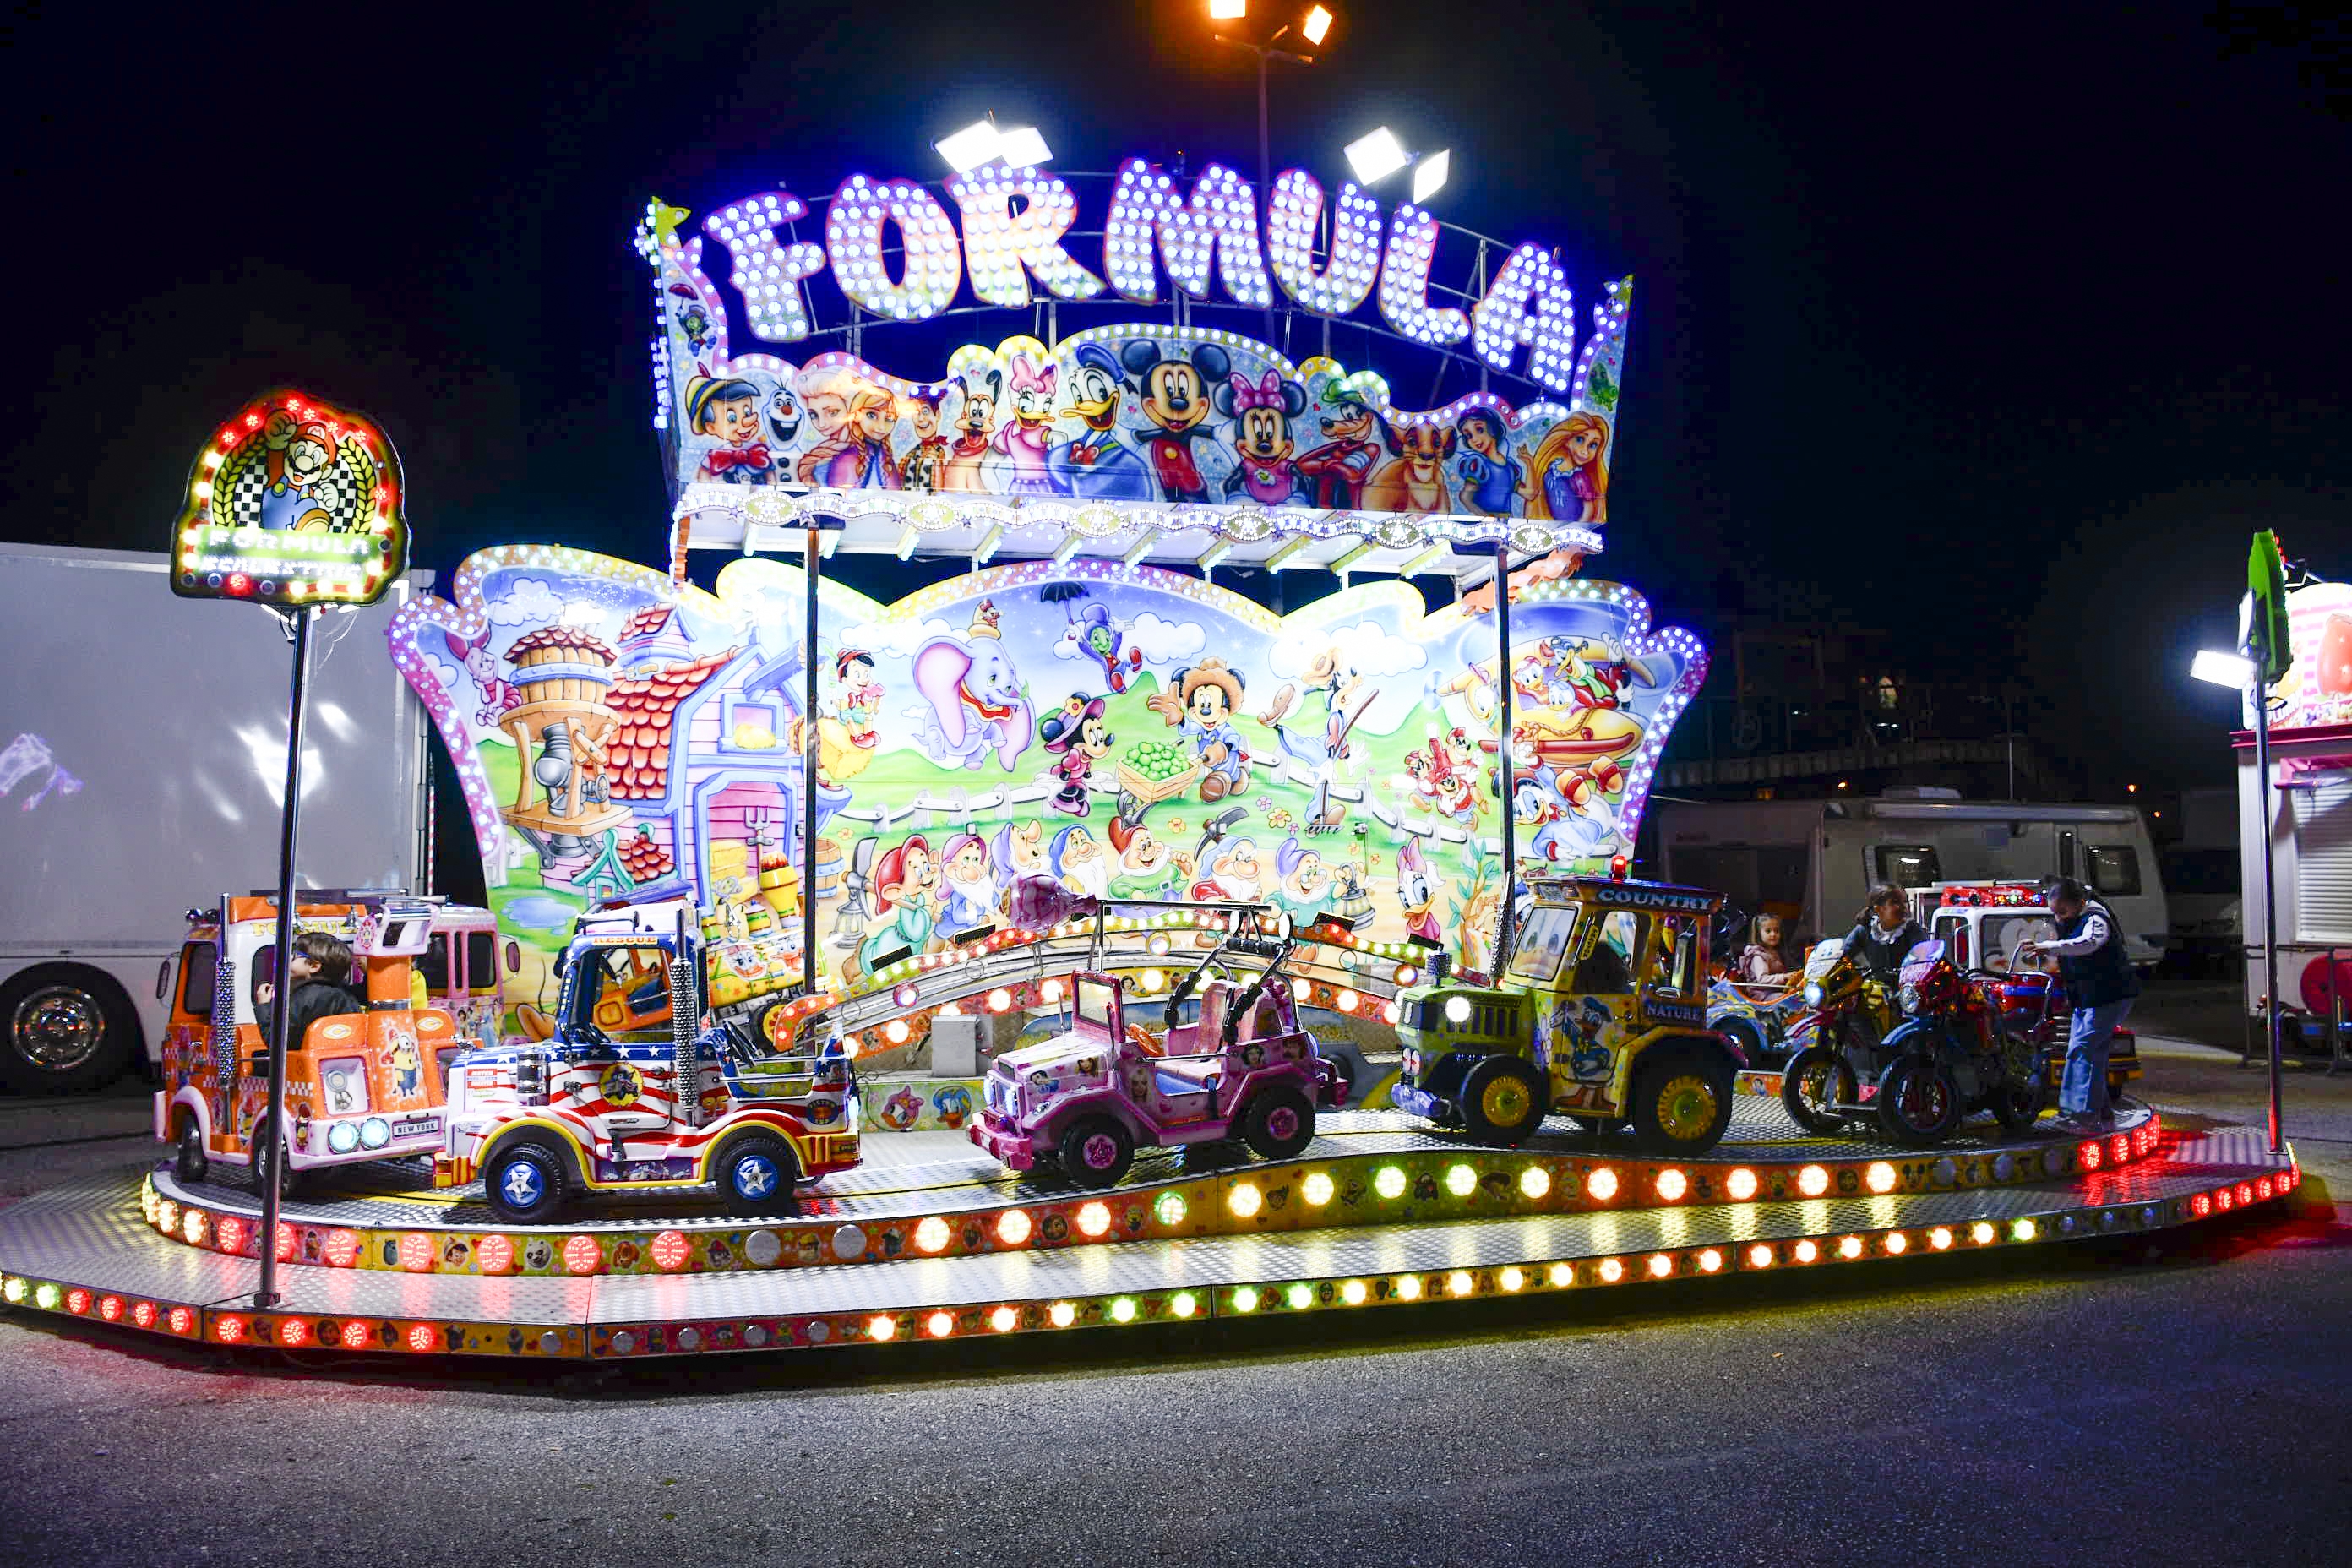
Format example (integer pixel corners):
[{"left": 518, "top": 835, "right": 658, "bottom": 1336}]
[
  {"left": 1927, "top": 883, "right": 2142, "bottom": 1105},
  {"left": 441, "top": 900, "right": 859, "bottom": 1223},
  {"left": 1391, "top": 873, "right": 1744, "bottom": 1155},
  {"left": 1867, "top": 939, "right": 2044, "bottom": 1146},
  {"left": 1777, "top": 937, "right": 1903, "bottom": 1135},
  {"left": 968, "top": 906, "right": 1348, "bottom": 1188}
]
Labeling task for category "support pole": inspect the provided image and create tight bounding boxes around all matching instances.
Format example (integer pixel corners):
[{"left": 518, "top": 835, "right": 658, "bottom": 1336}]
[
  {"left": 2252, "top": 623, "right": 2284, "bottom": 1153},
  {"left": 1493, "top": 546, "right": 1517, "bottom": 976},
  {"left": 803, "top": 525, "right": 822, "bottom": 1000},
  {"left": 1257, "top": 48, "right": 1276, "bottom": 346},
  {"left": 256, "top": 605, "right": 314, "bottom": 1309}
]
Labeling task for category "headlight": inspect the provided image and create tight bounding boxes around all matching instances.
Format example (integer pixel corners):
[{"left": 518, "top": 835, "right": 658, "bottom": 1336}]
[
  {"left": 1804, "top": 983, "right": 1825, "bottom": 1008},
  {"left": 1898, "top": 984, "right": 1921, "bottom": 1014},
  {"left": 359, "top": 1117, "right": 390, "bottom": 1150},
  {"left": 1445, "top": 996, "right": 1472, "bottom": 1025},
  {"left": 327, "top": 1121, "right": 361, "bottom": 1154}
]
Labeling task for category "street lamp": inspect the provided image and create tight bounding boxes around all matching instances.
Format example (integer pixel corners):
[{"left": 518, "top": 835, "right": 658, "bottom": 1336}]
[
  {"left": 1345, "top": 124, "right": 1450, "bottom": 201},
  {"left": 1209, "top": 3, "right": 1337, "bottom": 336},
  {"left": 934, "top": 117, "right": 1054, "bottom": 174}
]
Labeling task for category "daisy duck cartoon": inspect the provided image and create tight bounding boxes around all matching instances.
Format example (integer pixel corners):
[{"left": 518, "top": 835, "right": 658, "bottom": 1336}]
[{"left": 990, "top": 353, "right": 1058, "bottom": 496}]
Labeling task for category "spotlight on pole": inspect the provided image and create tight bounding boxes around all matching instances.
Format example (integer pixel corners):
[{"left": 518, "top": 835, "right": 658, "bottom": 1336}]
[
  {"left": 994, "top": 126, "right": 1052, "bottom": 166},
  {"left": 1345, "top": 126, "right": 1408, "bottom": 185},
  {"left": 935, "top": 120, "right": 1002, "bottom": 173},
  {"left": 2191, "top": 649, "right": 2257, "bottom": 687},
  {"left": 1411, "top": 147, "right": 1451, "bottom": 203},
  {"left": 1302, "top": 4, "right": 1334, "bottom": 43}
]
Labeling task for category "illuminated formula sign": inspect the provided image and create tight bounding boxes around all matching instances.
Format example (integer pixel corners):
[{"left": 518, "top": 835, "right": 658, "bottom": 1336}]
[
  {"left": 656, "top": 158, "right": 1602, "bottom": 395},
  {"left": 169, "top": 390, "right": 409, "bottom": 608}
]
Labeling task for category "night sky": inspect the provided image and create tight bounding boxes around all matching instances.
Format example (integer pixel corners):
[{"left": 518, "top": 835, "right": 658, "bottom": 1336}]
[{"left": 5, "top": 1, "right": 2343, "bottom": 793}]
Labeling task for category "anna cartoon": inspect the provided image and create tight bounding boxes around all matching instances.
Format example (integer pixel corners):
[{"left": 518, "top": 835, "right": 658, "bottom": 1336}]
[{"left": 1531, "top": 411, "right": 1609, "bottom": 525}]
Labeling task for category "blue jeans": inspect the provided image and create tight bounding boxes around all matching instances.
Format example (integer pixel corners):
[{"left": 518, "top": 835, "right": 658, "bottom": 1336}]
[{"left": 2061, "top": 999, "right": 2134, "bottom": 1119}]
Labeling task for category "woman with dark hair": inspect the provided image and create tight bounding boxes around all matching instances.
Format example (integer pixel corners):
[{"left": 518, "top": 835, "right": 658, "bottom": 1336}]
[{"left": 1843, "top": 885, "right": 1927, "bottom": 980}]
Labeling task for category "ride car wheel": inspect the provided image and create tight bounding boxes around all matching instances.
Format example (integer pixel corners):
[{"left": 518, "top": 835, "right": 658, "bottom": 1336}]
[
  {"left": 251, "top": 1134, "right": 306, "bottom": 1202},
  {"left": 172, "top": 1114, "right": 209, "bottom": 1185},
  {"left": 1459, "top": 1057, "right": 1547, "bottom": 1146},
  {"left": 1057, "top": 1115, "right": 1135, "bottom": 1189},
  {"left": 482, "top": 1135, "right": 572, "bottom": 1224},
  {"left": 715, "top": 1130, "right": 802, "bottom": 1218},
  {"left": 1990, "top": 1032, "right": 2046, "bottom": 1134},
  {"left": 1242, "top": 1086, "right": 1315, "bottom": 1162},
  {"left": 1875, "top": 1056, "right": 1963, "bottom": 1147},
  {"left": 1631, "top": 1046, "right": 1734, "bottom": 1155},
  {"left": 1780, "top": 1045, "right": 1859, "bottom": 1135}
]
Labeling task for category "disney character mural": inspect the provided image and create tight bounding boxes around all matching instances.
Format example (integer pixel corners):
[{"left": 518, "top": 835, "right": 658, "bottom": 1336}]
[{"left": 388, "top": 547, "right": 1703, "bottom": 1038}]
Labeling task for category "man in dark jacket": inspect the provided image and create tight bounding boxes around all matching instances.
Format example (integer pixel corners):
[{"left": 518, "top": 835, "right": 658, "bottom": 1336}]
[
  {"left": 2027, "top": 876, "right": 2142, "bottom": 1131},
  {"left": 255, "top": 932, "right": 364, "bottom": 1051}
]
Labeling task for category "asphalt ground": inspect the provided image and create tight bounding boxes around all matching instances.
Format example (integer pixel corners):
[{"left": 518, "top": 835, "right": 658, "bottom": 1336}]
[{"left": 1, "top": 981, "right": 2346, "bottom": 1568}]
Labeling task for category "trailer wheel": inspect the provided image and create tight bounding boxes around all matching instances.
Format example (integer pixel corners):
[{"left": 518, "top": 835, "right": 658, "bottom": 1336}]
[
  {"left": 172, "top": 1113, "right": 209, "bottom": 1186},
  {"left": 1242, "top": 1086, "right": 1315, "bottom": 1162},
  {"left": 482, "top": 1135, "right": 572, "bottom": 1224},
  {"left": 1459, "top": 1057, "right": 1547, "bottom": 1146},
  {"left": 0, "top": 964, "right": 138, "bottom": 1093},
  {"left": 715, "top": 1130, "right": 802, "bottom": 1218},
  {"left": 1057, "top": 1115, "right": 1135, "bottom": 1189}
]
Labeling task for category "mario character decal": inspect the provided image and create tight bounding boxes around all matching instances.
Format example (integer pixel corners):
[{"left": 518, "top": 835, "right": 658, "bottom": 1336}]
[
  {"left": 900, "top": 386, "right": 950, "bottom": 493},
  {"left": 991, "top": 353, "right": 1059, "bottom": 495},
  {"left": 253, "top": 411, "right": 341, "bottom": 532},
  {"left": 1365, "top": 420, "right": 1456, "bottom": 514},
  {"left": 1040, "top": 694, "right": 1115, "bottom": 817},
  {"left": 1146, "top": 657, "right": 1252, "bottom": 801},
  {"left": 909, "top": 607, "right": 1033, "bottom": 771},
  {"left": 1294, "top": 384, "right": 1385, "bottom": 510},
  {"left": 1218, "top": 370, "right": 1309, "bottom": 506},
  {"left": 1122, "top": 339, "right": 1230, "bottom": 503},
  {"left": 1048, "top": 343, "right": 1151, "bottom": 498}
]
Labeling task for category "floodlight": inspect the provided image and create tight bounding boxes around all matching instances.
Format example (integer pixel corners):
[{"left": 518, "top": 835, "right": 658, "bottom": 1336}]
[
  {"left": 935, "top": 121, "right": 1003, "bottom": 173},
  {"left": 1302, "top": 5, "right": 1333, "bottom": 43},
  {"left": 2191, "top": 649, "right": 2257, "bottom": 688},
  {"left": 1411, "top": 148, "right": 1451, "bottom": 203},
  {"left": 1345, "top": 127, "right": 1408, "bottom": 185},
  {"left": 994, "top": 125, "right": 1052, "bottom": 166},
  {"left": 1210, "top": 0, "right": 1247, "bottom": 18}
]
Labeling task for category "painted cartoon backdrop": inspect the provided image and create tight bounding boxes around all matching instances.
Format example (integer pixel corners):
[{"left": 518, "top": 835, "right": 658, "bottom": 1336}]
[{"left": 388, "top": 552, "right": 1703, "bottom": 1028}]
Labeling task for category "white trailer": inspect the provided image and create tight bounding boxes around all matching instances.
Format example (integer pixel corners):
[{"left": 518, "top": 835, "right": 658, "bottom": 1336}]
[
  {"left": 1656, "top": 793, "right": 2167, "bottom": 969},
  {"left": 0, "top": 543, "right": 430, "bottom": 1091}
]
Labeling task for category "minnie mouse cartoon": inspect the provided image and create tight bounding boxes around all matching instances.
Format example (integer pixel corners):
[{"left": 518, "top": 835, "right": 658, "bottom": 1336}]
[
  {"left": 1119, "top": 340, "right": 1231, "bottom": 503},
  {"left": 1217, "top": 370, "right": 1309, "bottom": 506}
]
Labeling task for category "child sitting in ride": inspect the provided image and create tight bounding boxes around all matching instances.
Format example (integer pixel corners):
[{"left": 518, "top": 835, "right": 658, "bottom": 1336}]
[{"left": 1738, "top": 912, "right": 1796, "bottom": 985}]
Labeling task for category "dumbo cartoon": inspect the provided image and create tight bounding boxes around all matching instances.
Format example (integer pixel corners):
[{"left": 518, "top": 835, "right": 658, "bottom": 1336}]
[{"left": 908, "top": 605, "right": 1032, "bottom": 770}]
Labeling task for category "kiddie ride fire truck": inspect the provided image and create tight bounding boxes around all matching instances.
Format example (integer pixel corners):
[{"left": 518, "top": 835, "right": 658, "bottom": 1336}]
[
  {"left": 968, "top": 906, "right": 1350, "bottom": 1187},
  {"left": 155, "top": 893, "right": 472, "bottom": 1193},
  {"left": 441, "top": 899, "right": 859, "bottom": 1224},
  {"left": 1391, "top": 871, "right": 1745, "bottom": 1154}
]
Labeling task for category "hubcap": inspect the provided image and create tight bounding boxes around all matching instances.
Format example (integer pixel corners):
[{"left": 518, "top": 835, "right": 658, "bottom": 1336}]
[
  {"left": 500, "top": 1160, "right": 543, "bottom": 1206},
  {"left": 12, "top": 987, "right": 101, "bottom": 1072},
  {"left": 734, "top": 1155, "right": 778, "bottom": 1199},
  {"left": 1481, "top": 1076, "right": 1531, "bottom": 1126},
  {"left": 1656, "top": 1074, "right": 1717, "bottom": 1141},
  {"left": 1082, "top": 1134, "right": 1118, "bottom": 1169},
  {"left": 1267, "top": 1107, "right": 1299, "bottom": 1141}
]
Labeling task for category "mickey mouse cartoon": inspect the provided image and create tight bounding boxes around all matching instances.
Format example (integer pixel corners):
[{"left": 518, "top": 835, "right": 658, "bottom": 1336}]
[{"left": 1119, "top": 339, "right": 1232, "bottom": 503}]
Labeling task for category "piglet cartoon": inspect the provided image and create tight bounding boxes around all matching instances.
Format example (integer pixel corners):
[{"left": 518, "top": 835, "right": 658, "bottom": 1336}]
[{"left": 444, "top": 630, "right": 520, "bottom": 727}]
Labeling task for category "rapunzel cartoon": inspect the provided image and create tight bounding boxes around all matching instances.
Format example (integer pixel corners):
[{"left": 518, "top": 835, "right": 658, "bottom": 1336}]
[{"left": 1530, "top": 411, "right": 1609, "bottom": 525}]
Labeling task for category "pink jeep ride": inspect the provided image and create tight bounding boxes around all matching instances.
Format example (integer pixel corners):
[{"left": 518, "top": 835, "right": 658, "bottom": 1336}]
[{"left": 970, "top": 914, "right": 1348, "bottom": 1188}]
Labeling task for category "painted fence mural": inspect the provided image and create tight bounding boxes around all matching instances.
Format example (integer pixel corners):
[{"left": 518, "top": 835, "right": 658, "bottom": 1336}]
[{"left": 389, "top": 551, "right": 1702, "bottom": 1030}]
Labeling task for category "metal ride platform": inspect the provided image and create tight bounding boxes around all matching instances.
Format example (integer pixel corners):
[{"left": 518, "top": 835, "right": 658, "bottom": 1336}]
[{"left": 0, "top": 1100, "right": 2302, "bottom": 1362}]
